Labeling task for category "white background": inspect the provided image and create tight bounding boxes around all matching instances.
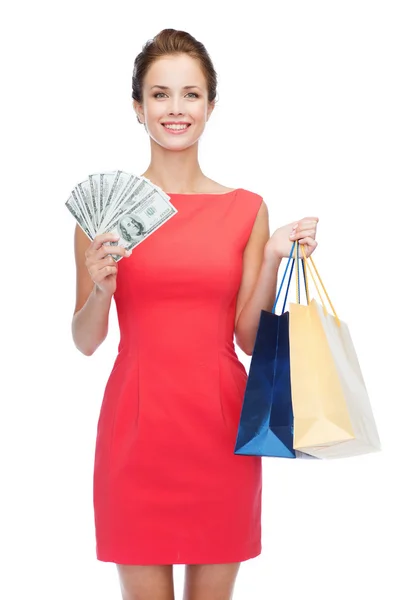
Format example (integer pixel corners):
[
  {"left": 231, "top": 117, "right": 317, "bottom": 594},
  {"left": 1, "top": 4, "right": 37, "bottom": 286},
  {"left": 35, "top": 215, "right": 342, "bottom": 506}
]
[{"left": 1, "top": 1, "right": 402, "bottom": 598}]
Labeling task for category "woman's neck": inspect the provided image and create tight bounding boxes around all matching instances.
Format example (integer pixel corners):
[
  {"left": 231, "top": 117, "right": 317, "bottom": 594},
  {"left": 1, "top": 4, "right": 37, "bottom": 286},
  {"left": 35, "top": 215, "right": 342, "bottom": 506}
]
[{"left": 141, "top": 140, "right": 208, "bottom": 194}]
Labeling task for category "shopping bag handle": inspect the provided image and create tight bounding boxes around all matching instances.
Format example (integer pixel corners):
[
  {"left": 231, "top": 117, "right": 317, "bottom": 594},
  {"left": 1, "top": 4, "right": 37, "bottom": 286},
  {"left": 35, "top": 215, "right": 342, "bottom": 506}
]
[
  {"left": 294, "top": 241, "right": 309, "bottom": 306},
  {"left": 272, "top": 242, "right": 308, "bottom": 314},
  {"left": 294, "top": 241, "right": 308, "bottom": 305},
  {"left": 299, "top": 244, "right": 341, "bottom": 326}
]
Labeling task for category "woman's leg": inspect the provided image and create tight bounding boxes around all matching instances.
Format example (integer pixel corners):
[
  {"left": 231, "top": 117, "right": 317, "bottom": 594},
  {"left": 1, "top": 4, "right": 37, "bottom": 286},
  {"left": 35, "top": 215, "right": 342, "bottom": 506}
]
[
  {"left": 116, "top": 564, "right": 175, "bottom": 600},
  {"left": 182, "top": 562, "right": 241, "bottom": 600}
]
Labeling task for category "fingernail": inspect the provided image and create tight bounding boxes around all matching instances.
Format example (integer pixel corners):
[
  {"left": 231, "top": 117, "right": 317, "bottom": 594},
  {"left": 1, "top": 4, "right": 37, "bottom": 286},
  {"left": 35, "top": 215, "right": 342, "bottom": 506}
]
[{"left": 125, "top": 249, "right": 132, "bottom": 256}]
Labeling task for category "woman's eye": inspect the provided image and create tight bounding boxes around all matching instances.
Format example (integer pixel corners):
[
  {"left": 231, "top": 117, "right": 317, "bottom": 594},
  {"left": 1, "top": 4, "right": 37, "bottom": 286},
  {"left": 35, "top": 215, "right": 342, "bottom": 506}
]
[{"left": 153, "top": 92, "right": 199, "bottom": 99}]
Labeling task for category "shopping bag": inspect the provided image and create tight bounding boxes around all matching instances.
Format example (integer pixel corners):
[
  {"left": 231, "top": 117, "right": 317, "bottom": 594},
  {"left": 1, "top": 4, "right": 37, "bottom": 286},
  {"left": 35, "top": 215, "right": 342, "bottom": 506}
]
[
  {"left": 234, "top": 244, "right": 302, "bottom": 458},
  {"left": 289, "top": 245, "right": 382, "bottom": 459}
]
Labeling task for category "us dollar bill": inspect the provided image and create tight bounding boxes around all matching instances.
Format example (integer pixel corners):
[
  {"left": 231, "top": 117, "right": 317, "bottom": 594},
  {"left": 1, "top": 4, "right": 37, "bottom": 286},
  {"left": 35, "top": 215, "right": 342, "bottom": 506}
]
[
  {"left": 73, "top": 181, "right": 97, "bottom": 237},
  {"left": 99, "top": 176, "right": 166, "bottom": 232},
  {"left": 65, "top": 171, "right": 177, "bottom": 253},
  {"left": 103, "top": 187, "right": 178, "bottom": 260},
  {"left": 97, "top": 172, "right": 144, "bottom": 232},
  {"left": 65, "top": 192, "right": 94, "bottom": 240}
]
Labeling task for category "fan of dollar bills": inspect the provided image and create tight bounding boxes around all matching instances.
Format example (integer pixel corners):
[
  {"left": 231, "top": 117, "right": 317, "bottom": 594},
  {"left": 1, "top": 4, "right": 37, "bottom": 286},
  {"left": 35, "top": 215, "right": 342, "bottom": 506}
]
[{"left": 65, "top": 170, "right": 178, "bottom": 260}]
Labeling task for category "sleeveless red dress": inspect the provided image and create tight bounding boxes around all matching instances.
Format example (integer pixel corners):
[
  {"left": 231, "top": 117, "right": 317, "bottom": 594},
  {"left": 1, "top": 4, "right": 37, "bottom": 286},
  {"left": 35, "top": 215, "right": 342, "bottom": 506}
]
[{"left": 93, "top": 188, "right": 263, "bottom": 565}]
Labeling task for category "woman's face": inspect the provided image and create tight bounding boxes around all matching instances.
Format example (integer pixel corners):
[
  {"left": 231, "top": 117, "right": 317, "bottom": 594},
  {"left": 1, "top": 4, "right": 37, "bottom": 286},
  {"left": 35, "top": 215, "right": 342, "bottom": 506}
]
[{"left": 134, "top": 53, "right": 214, "bottom": 151}]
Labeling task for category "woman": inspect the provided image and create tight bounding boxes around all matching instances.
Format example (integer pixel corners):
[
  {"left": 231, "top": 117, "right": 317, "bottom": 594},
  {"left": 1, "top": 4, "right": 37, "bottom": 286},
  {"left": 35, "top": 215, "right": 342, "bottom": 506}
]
[{"left": 72, "top": 28, "right": 318, "bottom": 600}]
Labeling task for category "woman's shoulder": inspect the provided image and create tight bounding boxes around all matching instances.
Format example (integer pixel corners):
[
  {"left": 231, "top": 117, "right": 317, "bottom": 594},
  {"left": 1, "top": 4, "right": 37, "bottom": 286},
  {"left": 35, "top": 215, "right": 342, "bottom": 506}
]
[
  {"left": 205, "top": 179, "right": 264, "bottom": 200},
  {"left": 235, "top": 187, "right": 265, "bottom": 211},
  {"left": 236, "top": 187, "right": 264, "bottom": 201}
]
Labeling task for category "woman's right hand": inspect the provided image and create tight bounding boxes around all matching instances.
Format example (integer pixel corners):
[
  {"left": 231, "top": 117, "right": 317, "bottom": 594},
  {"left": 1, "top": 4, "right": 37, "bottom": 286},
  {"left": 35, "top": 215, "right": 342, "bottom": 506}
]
[{"left": 85, "top": 233, "right": 132, "bottom": 296}]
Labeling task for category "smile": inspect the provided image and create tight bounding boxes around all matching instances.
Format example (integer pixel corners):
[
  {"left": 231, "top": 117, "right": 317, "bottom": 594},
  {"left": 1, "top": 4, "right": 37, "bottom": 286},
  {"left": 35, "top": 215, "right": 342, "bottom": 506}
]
[{"left": 162, "top": 123, "right": 191, "bottom": 134}]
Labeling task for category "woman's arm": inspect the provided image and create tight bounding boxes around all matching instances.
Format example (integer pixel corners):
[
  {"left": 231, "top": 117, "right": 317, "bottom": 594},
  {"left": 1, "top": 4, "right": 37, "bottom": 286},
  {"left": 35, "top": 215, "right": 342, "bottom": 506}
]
[
  {"left": 234, "top": 201, "right": 281, "bottom": 356},
  {"left": 71, "top": 226, "right": 116, "bottom": 356},
  {"left": 72, "top": 287, "right": 113, "bottom": 357},
  {"left": 235, "top": 202, "right": 319, "bottom": 356}
]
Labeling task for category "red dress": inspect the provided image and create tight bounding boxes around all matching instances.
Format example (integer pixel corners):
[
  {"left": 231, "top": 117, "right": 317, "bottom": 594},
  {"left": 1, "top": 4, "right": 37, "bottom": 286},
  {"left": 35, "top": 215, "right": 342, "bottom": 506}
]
[{"left": 93, "top": 188, "right": 263, "bottom": 565}]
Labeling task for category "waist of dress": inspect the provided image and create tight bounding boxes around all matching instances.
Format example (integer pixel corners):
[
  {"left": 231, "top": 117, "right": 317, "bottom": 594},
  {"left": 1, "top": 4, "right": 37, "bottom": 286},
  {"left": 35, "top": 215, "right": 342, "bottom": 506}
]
[{"left": 116, "top": 316, "right": 238, "bottom": 352}]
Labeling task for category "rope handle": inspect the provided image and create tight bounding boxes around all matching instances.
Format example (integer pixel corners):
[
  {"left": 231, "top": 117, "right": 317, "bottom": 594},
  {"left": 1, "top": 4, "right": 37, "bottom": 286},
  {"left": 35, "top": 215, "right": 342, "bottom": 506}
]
[
  {"left": 272, "top": 242, "right": 308, "bottom": 314},
  {"left": 300, "top": 244, "right": 341, "bottom": 326},
  {"left": 272, "top": 243, "right": 294, "bottom": 313},
  {"left": 294, "top": 241, "right": 312, "bottom": 305}
]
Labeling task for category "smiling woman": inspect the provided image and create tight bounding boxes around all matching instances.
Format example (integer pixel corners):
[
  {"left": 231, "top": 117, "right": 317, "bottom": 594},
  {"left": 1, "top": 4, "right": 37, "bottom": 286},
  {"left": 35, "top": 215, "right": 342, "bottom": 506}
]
[
  {"left": 133, "top": 49, "right": 216, "bottom": 157},
  {"left": 73, "top": 27, "right": 319, "bottom": 600}
]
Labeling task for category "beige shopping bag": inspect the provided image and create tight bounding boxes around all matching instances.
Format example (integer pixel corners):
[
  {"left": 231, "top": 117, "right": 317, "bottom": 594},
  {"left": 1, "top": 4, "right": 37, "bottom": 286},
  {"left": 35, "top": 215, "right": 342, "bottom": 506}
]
[{"left": 289, "top": 246, "right": 381, "bottom": 459}]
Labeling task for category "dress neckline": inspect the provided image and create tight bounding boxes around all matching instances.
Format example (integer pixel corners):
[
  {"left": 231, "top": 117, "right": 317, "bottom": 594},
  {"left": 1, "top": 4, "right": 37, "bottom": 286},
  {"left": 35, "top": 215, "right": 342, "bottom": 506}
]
[{"left": 167, "top": 188, "right": 241, "bottom": 197}]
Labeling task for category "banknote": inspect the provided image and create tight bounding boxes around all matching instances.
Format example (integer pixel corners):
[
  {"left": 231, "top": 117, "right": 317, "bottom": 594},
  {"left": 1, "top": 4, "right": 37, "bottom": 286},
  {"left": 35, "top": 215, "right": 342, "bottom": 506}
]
[
  {"left": 103, "top": 187, "right": 178, "bottom": 260},
  {"left": 65, "top": 170, "right": 178, "bottom": 259},
  {"left": 65, "top": 190, "right": 94, "bottom": 240}
]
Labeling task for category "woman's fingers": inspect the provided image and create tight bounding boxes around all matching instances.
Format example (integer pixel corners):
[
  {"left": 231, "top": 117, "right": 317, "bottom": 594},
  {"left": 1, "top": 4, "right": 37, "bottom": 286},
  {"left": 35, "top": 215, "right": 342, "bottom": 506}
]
[
  {"left": 88, "top": 263, "right": 118, "bottom": 282},
  {"left": 290, "top": 228, "right": 317, "bottom": 240},
  {"left": 300, "top": 217, "right": 319, "bottom": 226},
  {"left": 84, "top": 234, "right": 132, "bottom": 286},
  {"left": 97, "top": 243, "right": 131, "bottom": 261},
  {"left": 290, "top": 217, "right": 319, "bottom": 240},
  {"left": 292, "top": 217, "right": 318, "bottom": 228},
  {"left": 89, "top": 243, "right": 131, "bottom": 263},
  {"left": 96, "top": 255, "right": 117, "bottom": 268},
  {"left": 90, "top": 232, "right": 120, "bottom": 251},
  {"left": 297, "top": 237, "right": 318, "bottom": 256},
  {"left": 86, "top": 233, "right": 131, "bottom": 261}
]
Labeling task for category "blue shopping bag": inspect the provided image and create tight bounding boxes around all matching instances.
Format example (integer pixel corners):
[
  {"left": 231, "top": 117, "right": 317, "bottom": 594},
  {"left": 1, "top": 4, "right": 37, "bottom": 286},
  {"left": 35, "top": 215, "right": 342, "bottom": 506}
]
[{"left": 234, "top": 243, "right": 307, "bottom": 458}]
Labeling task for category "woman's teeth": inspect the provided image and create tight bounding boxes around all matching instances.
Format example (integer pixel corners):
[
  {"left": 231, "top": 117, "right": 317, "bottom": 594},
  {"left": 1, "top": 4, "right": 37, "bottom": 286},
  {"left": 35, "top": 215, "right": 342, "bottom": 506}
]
[{"left": 163, "top": 124, "right": 189, "bottom": 130}]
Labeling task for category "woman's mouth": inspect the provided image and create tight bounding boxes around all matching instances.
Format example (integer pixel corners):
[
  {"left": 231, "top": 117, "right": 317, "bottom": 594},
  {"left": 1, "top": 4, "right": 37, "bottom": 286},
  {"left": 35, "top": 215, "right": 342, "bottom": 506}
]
[{"left": 161, "top": 123, "right": 191, "bottom": 135}]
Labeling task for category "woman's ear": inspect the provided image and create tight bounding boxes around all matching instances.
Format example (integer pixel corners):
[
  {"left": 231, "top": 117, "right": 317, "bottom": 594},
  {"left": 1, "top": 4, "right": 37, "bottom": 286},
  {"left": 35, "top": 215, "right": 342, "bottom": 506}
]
[
  {"left": 206, "top": 100, "right": 216, "bottom": 122},
  {"left": 133, "top": 100, "right": 145, "bottom": 124}
]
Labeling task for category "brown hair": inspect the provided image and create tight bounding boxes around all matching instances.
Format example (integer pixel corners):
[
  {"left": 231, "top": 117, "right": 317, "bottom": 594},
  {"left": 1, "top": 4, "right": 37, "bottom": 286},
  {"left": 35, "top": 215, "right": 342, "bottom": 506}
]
[{"left": 132, "top": 28, "right": 218, "bottom": 110}]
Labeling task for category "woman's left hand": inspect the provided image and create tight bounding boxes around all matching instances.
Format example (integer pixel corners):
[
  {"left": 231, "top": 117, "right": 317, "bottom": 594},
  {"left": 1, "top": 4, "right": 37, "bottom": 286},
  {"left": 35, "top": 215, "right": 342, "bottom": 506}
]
[{"left": 264, "top": 216, "right": 319, "bottom": 261}]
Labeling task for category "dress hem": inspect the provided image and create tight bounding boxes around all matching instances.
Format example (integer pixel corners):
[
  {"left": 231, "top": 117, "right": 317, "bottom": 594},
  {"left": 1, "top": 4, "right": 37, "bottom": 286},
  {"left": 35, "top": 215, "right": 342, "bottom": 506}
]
[{"left": 96, "top": 545, "right": 262, "bottom": 565}]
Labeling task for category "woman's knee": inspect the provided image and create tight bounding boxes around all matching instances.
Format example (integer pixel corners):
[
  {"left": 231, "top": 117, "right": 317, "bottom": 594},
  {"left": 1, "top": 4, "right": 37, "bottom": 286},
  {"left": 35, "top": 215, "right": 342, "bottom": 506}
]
[
  {"left": 116, "top": 564, "right": 175, "bottom": 600},
  {"left": 183, "top": 562, "right": 241, "bottom": 600}
]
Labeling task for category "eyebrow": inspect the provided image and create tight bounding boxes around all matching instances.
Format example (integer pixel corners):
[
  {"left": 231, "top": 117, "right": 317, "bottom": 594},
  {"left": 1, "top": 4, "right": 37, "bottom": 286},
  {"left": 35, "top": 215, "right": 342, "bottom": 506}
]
[{"left": 150, "top": 85, "right": 202, "bottom": 91}]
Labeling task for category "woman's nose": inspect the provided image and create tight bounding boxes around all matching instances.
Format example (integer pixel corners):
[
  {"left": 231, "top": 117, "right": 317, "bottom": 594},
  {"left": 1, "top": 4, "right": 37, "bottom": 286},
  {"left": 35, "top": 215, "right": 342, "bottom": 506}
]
[{"left": 168, "top": 95, "right": 185, "bottom": 116}]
